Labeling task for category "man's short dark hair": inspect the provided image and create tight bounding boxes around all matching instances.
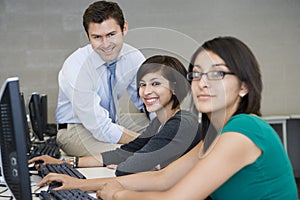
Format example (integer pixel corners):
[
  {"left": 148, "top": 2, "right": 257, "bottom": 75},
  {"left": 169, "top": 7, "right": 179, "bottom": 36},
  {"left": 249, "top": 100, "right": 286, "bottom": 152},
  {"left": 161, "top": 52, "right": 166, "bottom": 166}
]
[{"left": 83, "top": 1, "right": 125, "bottom": 34}]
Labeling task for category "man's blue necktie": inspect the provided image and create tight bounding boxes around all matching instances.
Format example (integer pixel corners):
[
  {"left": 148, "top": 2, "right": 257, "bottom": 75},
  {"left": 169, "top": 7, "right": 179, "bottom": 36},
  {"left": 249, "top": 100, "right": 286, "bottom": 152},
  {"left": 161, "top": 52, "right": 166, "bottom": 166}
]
[{"left": 105, "top": 61, "right": 117, "bottom": 123}]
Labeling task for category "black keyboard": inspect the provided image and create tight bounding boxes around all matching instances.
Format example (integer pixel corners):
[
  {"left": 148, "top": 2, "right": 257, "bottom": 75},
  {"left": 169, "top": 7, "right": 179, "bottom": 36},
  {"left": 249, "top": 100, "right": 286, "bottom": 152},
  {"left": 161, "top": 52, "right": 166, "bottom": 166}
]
[
  {"left": 29, "top": 143, "right": 61, "bottom": 159},
  {"left": 38, "top": 163, "right": 86, "bottom": 179},
  {"left": 29, "top": 138, "right": 61, "bottom": 159},
  {"left": 45, "top": 123, "right": 58, "bottom": 137},
  {"left": 39, "top": 189, "right": 97, "bottom": 200},
  {"left": 43, "top": 137, "right": 57, "bottom": 145}
]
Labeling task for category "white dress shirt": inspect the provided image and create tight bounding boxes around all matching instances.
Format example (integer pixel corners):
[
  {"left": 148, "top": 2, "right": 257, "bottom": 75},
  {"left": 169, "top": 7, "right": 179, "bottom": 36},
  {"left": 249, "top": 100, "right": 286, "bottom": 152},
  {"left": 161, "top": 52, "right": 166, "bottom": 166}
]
[{"left": 56, "top": 43, "right": 145, "bottom": 143}]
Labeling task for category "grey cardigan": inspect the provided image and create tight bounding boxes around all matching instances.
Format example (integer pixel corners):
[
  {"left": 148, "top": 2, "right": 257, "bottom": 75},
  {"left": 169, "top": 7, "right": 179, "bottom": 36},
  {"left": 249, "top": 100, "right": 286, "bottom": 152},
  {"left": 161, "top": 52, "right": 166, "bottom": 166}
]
[{"left": 101, "top": 110, "right": 203, "bottom": 176}]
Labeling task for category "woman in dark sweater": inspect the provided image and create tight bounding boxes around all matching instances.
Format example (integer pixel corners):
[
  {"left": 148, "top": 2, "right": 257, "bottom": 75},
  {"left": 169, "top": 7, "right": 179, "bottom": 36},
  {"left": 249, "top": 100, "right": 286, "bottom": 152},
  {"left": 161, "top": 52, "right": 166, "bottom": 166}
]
[{"left": 29, "top": 55, "right": 203, "bottom": 176}]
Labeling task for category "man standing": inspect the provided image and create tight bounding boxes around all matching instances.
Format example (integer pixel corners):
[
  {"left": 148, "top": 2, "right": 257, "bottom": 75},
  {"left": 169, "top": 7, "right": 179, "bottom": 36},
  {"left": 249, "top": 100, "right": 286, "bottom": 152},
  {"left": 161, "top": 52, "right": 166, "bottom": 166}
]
[{"left": 56, "top": 1, "right": 147, "bottom": 156}]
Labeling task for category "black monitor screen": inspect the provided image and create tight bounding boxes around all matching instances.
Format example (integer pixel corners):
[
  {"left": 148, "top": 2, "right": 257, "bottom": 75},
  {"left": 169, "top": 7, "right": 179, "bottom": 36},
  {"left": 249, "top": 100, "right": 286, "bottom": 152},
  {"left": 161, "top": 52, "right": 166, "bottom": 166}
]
[
  {"left": 0, "top": 77, "right": 32, "bottom": 200},
  {"left": 28, "top": 93, "right": 44, "bottom": 141}
]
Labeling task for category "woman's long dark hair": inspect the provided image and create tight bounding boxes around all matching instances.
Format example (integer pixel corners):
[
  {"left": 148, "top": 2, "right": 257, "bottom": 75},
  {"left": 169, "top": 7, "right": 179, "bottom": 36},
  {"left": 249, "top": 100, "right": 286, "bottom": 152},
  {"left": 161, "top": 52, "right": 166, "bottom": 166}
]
[
  {"left": 137, "top": 55, "right": 190, "bottom": 117},
  {"left": 188, "top": 37, "right": 262, "bottom": 150}
]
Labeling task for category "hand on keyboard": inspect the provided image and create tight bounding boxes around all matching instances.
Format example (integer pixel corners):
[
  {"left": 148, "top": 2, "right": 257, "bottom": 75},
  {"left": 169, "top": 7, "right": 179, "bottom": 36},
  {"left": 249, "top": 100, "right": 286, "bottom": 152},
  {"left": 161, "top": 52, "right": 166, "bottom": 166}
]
[
  {"left": 37, "top": 172, "right": 86, "bottom": 191},
  {"left": 28, "top": 155, "right": 63, "bottom": 166},
  {"left": 96, "top": 179, "right": 125, "bottom": 200},
  {"left": 28, "top": 160, "right": 44, "bottom": 171}
]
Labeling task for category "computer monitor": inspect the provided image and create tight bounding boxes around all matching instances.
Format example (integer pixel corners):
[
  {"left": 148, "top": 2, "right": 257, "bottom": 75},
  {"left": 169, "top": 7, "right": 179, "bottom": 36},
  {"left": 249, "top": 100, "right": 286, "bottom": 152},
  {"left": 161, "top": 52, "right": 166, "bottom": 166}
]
[
  {"left": 40, "top": 94, "right": 48, "bottom": 134},
  {"left": 0, "top": 77, "right": 32, "bottom": 200},
  {"left": 20, "top": 92, "right": 32, "bottom": 154},
  {"left": 28, "top": 92, "right": 44, "bottom": 141}
]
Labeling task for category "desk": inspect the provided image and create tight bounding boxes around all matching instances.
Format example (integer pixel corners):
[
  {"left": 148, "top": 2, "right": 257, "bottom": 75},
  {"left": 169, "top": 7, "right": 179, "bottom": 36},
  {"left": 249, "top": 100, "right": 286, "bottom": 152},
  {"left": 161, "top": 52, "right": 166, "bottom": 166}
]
[
  {"left": 78, "top": 167, "right": 115, "bottom": 179},
  {"left": 0, "top": 167, "right": 116, "bottom": 199},
  {"left": 263, "top": 115, "right": 300, "bottom": 178},
  {"left": 263, "top": 115, "right": 290, "bottom": 152},
  {"left": 286, "top": 115, "right": 300, "bottom": 178}
]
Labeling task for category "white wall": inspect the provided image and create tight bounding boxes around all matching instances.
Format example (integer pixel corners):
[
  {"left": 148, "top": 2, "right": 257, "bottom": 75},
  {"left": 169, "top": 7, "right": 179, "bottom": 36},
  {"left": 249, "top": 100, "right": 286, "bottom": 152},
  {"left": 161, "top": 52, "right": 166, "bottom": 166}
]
[{"left": 0, "top": 0, "right": 299, "bottom": 122}]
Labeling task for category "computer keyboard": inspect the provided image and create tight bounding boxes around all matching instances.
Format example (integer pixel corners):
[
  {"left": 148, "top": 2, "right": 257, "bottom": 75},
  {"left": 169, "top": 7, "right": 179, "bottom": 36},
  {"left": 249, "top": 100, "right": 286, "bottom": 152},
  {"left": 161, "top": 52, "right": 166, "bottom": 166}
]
[
  {"left": 29, "top": 138, "right": 61, "bottom": 159},
  {"left": 38, "top": 163, "right": 86, "bottom": 179},
  {"left": 29, "top": 143, "right": 61, "bottom": 159},
  {"left": 39, "top": 189, "right": 97, "bottom": 200},
  {"left": 45, "top": 123, "right": 58, "bottom": 137},
  {"left": 43, "top": 137, "right": 57, "bottom": 145}
]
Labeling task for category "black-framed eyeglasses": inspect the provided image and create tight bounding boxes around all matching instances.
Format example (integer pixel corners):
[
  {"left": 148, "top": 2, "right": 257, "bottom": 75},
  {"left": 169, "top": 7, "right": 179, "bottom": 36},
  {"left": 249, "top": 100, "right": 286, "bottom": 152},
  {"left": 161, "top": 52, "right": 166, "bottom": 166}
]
[{"left": 186, "top": 71, "right": 235, "bottom": 81}]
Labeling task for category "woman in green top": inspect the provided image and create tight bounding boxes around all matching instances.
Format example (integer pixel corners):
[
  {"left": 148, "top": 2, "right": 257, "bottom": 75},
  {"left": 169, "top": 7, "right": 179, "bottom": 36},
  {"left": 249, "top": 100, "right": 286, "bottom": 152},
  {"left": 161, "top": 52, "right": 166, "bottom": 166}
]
[{"left": 39, "top": 36, "right": 298, "bottom": 200}]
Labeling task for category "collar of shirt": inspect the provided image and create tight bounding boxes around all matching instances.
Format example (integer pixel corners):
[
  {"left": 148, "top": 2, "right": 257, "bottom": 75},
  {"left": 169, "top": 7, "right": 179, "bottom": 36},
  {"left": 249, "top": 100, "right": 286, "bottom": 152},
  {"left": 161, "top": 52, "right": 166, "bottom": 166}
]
[{"left": 91, "top": 45, "right": 127, "bottom": 70}]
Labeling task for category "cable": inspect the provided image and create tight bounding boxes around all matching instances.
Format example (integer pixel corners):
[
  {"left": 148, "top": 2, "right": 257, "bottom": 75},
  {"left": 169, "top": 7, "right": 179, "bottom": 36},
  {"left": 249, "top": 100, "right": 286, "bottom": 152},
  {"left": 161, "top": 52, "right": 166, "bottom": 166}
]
[
  {"left": 0, "top": 187, "right": 13, "bottom": 199},
  {"left": 0, "top": 193, "right": 13, "bottom": 199},
  {"left": 0, "top": 196, "right": 13, "bottom": 199},
  {"left": 0, "top": 187, "right": 8, "bottom": 194},
  {"left": 0, "top": 183, "right": 7, "bottom": 187}
]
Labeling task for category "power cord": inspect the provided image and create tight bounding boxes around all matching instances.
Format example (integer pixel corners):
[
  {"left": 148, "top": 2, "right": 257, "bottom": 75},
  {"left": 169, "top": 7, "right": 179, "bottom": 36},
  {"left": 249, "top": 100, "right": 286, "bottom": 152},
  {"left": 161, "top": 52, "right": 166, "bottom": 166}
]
[{"left": 0, "top": 187, "right": 13, "bottom": 199}]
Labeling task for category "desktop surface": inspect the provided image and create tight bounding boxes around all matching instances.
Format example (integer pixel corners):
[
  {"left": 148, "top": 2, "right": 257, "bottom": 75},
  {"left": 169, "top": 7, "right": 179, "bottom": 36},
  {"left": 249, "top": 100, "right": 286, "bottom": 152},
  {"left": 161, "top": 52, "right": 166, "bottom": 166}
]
[{"left": 0, "top": 167, "right": 115, "bottom": 199}]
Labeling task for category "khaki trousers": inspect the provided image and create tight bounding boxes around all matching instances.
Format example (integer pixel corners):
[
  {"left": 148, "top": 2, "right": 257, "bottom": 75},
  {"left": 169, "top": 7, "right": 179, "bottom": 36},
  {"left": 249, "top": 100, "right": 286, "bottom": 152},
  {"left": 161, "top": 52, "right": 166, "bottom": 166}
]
[{"left": 56, "top": 113, "right": 149, "bottom": 156}]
